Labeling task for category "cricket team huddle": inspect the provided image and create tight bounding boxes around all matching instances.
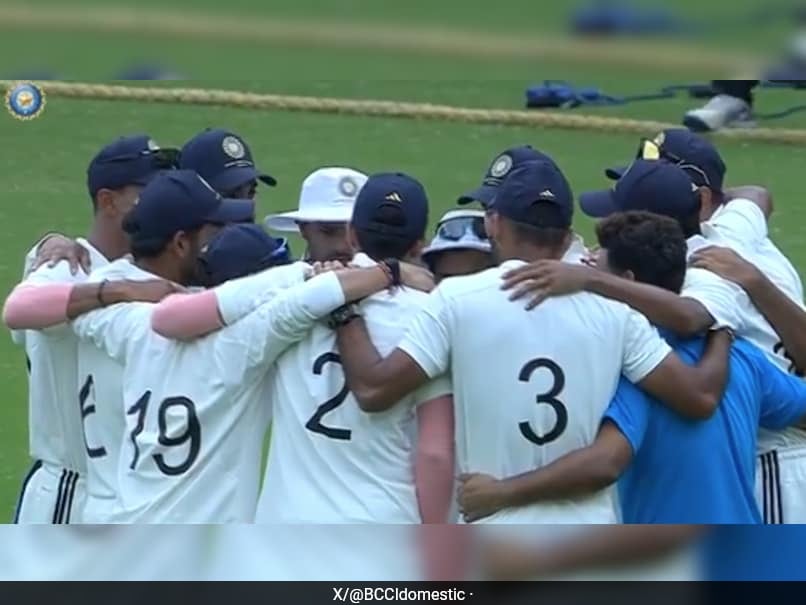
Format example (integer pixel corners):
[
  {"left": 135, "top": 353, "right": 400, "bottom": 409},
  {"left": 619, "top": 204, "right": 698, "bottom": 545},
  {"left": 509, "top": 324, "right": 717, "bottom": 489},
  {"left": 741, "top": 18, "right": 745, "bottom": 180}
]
[{"left": 4, "top": 125, "right": 806, "bottom": 526}]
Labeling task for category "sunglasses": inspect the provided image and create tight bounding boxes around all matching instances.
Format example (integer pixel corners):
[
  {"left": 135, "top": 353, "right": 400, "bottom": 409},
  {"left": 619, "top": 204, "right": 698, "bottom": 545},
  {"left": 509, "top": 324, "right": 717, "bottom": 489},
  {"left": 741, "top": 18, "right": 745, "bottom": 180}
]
[
  {"left": 436, "top": 216, "right": 487, "bottom": 241},
  {"left": 636, "top": 139, "right": 711, "bottom": 188},
  {"left": 102, "top": 148, "right": 180, "bottom": 170}
]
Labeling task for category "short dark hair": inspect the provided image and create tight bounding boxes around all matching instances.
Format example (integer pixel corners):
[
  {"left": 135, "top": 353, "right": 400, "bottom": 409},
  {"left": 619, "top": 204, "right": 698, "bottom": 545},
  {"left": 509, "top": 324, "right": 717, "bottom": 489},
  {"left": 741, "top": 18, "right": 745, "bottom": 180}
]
[
  {"left": 506, "top": 202, "right": 570, "bottom": 249},
  {"left": 130, "top": 234, "right": 178, "bottom": 260},
  {"left": 596, "top": 211, "right": 687, "bottom": 294},
  {"left": 354, "top": 204, "right": 422, "bottom": 260}
]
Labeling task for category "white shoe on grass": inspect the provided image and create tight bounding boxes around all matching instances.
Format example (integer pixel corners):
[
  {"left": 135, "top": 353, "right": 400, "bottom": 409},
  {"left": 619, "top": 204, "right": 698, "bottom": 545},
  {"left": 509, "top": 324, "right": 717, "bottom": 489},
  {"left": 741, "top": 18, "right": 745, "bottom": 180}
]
[{"left": 683, "top": 94, "right": 755, "bottom": 132}]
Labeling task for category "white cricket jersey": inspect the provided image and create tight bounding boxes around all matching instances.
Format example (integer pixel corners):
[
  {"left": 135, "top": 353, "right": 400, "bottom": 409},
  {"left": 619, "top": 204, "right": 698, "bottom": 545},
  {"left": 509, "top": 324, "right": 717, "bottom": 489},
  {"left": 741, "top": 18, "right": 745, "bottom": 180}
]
[
  {"left": 398, "top": 259, "right": 672, "bottom": 524},
  {"left": 72, "top": 266, "right": 345, "bottom": 523},
  {"left": 685, "top": 199, "right": 806, "bottom": 450},
  {"left": 73, "top": 259, "right": 156, "bottom": 521},
  {"left": 11, "top": 234, "right": 57, "bottom": 348},
  {"left": 256, "top": 253, "right": 451, "bottom": 524},
  {"left": 17, "top": 238, "right": 109, "bottom": 473}
]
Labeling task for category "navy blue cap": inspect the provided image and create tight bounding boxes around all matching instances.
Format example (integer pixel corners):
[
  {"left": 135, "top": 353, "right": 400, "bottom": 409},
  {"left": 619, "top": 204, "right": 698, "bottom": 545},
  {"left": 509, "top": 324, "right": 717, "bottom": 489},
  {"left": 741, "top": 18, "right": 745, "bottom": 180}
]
[
  {"left": 490, "top": 160, "right": 574, "bottom": 228},
  {"left": 179, "top": 129, "right": 276, "bottom": 195},
  {"left": 352, "top": 172, "right": 429, "bottom": 243},
  {"left": 87, "top": 134, "right": 177, "bottom": 197},
  {"left": 581, "top": 159, "right": 700, "bottom": 220},
  {"left": 123, "top": 170, "right": 256, "bottom": 245},
  {"left": 605, "top": 128, "right": 726, "bottom": 192},
  {"left": 199, "top": 223, "right": 292, "bottom": 286},
  {"left": 458, "top": 145, "right": 558, "bottom": 206}
]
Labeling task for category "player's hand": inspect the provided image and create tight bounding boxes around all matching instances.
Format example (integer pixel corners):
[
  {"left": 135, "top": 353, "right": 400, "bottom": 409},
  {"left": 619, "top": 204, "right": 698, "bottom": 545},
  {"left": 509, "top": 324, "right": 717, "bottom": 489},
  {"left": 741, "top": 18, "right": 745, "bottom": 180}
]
[
  {"left": 457, "top": 473, "right": 507, "bottom": 523},
  {"left": 501, "top": 260, "right": 594, "bottom": 310},
  {"left": 34, "top": 234, "right": 91, "bottom": 275},
  {"left": 689, "top": 246, "right": 761, "bottom": 290},
  {"left": 120, "top": 279, "right": 186, "bottom": 304},
  {"left": 581, "top": 246, "right": 599, "bottom": 268},
  {"left": 400, "top": 262, "right": 435, "bottom": 293},
  {"left": 310, "top": 260, "right": 346, "bottom": 276}
]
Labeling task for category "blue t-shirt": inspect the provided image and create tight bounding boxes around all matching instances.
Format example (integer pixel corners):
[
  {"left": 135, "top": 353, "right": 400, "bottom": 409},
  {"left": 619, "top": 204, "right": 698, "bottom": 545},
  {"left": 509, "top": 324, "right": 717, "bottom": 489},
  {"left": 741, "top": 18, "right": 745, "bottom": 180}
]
[{"left": 604, "top": 337, "right": 806, "bottom": 524}]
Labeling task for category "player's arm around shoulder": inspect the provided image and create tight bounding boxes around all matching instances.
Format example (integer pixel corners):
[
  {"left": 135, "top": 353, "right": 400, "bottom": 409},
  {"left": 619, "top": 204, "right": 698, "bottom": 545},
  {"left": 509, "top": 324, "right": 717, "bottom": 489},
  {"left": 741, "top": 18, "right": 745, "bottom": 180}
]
[
  {"left": 225, "top": 268, "right": 354, "bottom": 371},
  {"left": 501, "top": 260, "right": 718, "bottom": 337},
  {"left": 692, "top": 245, "right": 806, "bottom": 375},
  {"left": 216, "top": 262, "right": 311, "bottom": 326},
  {"left": 458, "top": 419, "right": 634, "bottom": 523},
  {"left": 336, "top": 282, "right": 452, "bottom": 413},
  {"left": 72, "top": 300, "right": 154, "bottom": 364},
  {"left": 634, "top": 326, "right": 734, "bottom": 420},
  {"left": 22, "top": 233, "right": 91, "bottom": 280},
  {"left": 3, "top": 260, "right": 87, "bottom": 335},
  {"left": 151, "top": 262, "right": 311, "bottom": 341}
]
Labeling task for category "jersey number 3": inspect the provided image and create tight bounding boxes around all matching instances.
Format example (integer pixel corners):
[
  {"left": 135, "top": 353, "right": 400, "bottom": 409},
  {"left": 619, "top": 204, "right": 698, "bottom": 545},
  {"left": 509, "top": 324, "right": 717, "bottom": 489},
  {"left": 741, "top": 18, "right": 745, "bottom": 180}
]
[
  {"left": 127, "top": 391, "right": 202, "bottom": 475},
  {"left": 518, "top": 357, "right": 568, "bottom": 445},
  {"left": 305, "top": 352, "right": 352, "bottom": 441}
]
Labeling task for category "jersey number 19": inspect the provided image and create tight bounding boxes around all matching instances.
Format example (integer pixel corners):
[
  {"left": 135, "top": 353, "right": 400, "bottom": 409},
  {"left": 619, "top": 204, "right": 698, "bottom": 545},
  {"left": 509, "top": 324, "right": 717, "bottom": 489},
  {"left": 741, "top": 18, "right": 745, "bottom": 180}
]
[{"left": 126, "top": 391, "right": 201, "bottom": 475}]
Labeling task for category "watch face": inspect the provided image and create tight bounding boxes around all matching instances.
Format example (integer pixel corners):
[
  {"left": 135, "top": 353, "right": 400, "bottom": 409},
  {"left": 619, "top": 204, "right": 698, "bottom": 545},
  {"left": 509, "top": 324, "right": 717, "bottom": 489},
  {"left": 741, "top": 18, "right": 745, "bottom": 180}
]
[{"left": 328, "top": 304, "right": 359, "bottom": 329}]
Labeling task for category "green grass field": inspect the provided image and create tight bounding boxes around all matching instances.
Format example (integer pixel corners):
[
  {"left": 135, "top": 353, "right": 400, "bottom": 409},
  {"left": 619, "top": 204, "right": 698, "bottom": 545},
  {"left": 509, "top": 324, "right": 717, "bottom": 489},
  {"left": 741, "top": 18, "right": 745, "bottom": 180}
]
[{"left": 2, "top": 0, "right": 806, "bottom": 520}]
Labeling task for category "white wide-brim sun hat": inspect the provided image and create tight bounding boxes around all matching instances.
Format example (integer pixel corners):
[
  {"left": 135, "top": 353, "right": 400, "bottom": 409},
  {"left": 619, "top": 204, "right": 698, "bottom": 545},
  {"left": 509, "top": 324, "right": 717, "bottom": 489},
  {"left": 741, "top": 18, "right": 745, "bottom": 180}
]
[{"left": 264, "top": 166, "right": 368, "bottom": 233}]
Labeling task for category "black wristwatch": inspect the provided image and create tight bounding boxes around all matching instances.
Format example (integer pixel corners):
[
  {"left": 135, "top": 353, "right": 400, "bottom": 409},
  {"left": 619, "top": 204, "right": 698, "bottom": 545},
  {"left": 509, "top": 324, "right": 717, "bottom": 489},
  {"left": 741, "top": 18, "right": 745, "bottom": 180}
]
[{"left": 328, "top": 303, "right": 361, "bottom": 329}]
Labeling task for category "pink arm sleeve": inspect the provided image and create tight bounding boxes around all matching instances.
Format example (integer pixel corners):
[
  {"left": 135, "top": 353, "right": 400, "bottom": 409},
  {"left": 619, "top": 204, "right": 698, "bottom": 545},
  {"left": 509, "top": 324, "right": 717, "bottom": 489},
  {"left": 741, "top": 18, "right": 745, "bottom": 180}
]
[
  {"left": 415, "top": 395, "right": 455, "bottom": 524},
  {"left": 2, "top": 283, "right": 72, "bottom": 329},
  {"left": 150, "top": 290, "right": 223, "bottom": 340}
]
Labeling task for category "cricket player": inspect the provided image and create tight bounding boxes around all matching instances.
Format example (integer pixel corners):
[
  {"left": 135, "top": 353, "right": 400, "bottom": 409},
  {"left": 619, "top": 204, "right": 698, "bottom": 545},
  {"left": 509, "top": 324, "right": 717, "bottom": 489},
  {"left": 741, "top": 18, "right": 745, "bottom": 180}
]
[
  {"left": 73, "top": 170, "right": 420, "bottom": 522},
  {"left": 26, "top": 128, "right": 269, "bottom": 278},
  {"left": 421, "top": 209, "right": 494, "bottom": 283},
  {"left": 265, "top": 167, "right": 368, "bottom": 262},
  {"left": 2, "top": 134, "right": 176, "bottom": 523},
  {"left": 330, "top": 160, "right": 733, "bottom": 524},
  {"left": 256, "top": 172, "right": 454, "bottom": 524},
  {"left": 7, "top": 167, "right": 256, "bottom": 523},
  {"left": 179, "top": 128, "right": 276, "bottom": 200},
  {"left": 459, "top": 212, "right": 806, "bottom": 524},
  {"left": 67, "top": 170, "right": 259, "bottom": 522},
  {"left": 457, "top": 144, "right": 588, "bottom": 263},
  {"left": 559, "top": 137, "right": 806, "bottom": 524}
]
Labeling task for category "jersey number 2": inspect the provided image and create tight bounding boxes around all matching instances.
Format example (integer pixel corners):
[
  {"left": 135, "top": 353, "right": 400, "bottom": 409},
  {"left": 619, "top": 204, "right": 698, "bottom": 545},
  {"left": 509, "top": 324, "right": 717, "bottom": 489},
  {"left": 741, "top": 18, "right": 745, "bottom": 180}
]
[
  {"left": 305, "top": 352, "right": 352, "bottom": 441},
  {"left": 127, "top": 391, "right": 202, "bottom": 475},
  {"left": 518, "top": 357, "right": 568, "bottom": 445}
]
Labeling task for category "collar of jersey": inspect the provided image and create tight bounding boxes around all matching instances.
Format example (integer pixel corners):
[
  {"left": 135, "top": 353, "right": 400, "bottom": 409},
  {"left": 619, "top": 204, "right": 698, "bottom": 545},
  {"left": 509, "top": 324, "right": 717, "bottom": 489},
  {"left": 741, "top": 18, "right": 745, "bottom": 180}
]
[{"left": 102, "top": 257, "right": 160, "bottom": 281}]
